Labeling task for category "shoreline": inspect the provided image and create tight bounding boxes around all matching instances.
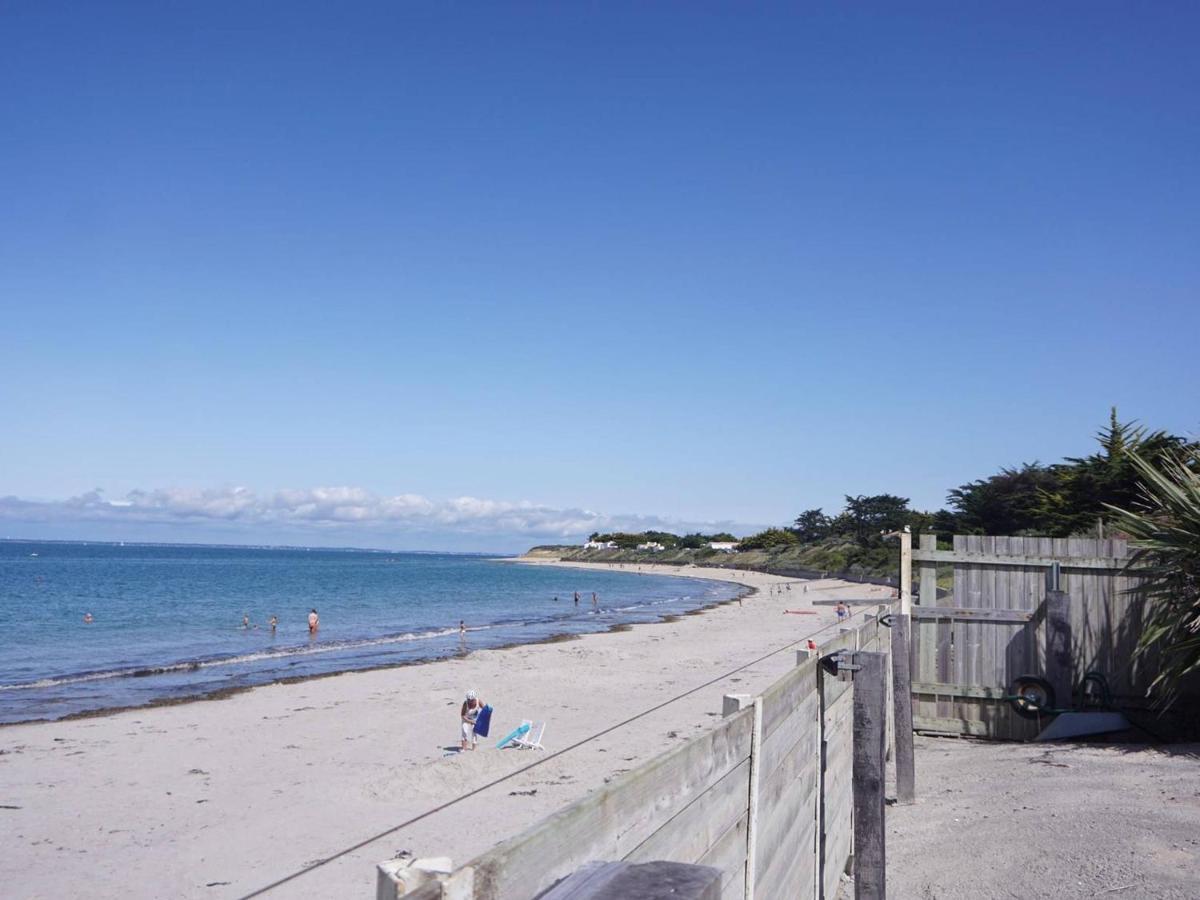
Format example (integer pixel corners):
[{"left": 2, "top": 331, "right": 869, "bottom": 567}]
[
  {"left": 3, "top": 562, "right": 889, "bottom": 899},
  {"left": 0, "top": 564, "right": 751, "bottom": 728}
]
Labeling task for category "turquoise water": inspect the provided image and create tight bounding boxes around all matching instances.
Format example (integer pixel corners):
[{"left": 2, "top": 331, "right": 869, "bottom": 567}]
[{"left": 0, "top": 541, "right": 741, "bottom": 724}]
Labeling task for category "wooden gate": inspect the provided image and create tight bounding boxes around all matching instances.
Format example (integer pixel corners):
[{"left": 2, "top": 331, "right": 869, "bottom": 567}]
[{"left": 910, "top": 534, "right": 1144, "bottom": 740}]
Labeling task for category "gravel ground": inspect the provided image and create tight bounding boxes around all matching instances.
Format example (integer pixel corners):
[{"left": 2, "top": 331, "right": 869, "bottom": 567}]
[{"left": 885, "top": 735, "right": 1200, "bottom": 899}]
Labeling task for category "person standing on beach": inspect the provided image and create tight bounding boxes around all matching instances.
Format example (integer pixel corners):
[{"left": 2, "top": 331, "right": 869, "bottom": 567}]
[
  {"left": 460, "top": 689, "right": 485, "bottom": 751},
  {"left": 835, "top": 601, "right": 848, "bottom": 622},
  {"left": 308, "top": 609, "right": 319, "bottom": 634}
]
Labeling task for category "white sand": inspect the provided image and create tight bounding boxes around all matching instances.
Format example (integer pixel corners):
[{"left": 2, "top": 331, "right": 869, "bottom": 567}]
[{"left": 1, "top": 562, "right": 892, "bottom": 899}]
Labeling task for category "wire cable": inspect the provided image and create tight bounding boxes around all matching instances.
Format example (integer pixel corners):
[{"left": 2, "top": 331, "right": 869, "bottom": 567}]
[{"left": 238, "top": 605, "right": 856, "bottom": 899}]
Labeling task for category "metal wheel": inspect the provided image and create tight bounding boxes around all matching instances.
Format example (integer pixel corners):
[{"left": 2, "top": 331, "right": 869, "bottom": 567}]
[{"left": 1009, "top": 676, "right": 1056, "bottom": 719}]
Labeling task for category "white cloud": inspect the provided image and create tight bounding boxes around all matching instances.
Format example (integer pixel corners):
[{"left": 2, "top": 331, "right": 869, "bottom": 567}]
[{"left": 0, "top": 486, "right": 747, "bottom": 542}]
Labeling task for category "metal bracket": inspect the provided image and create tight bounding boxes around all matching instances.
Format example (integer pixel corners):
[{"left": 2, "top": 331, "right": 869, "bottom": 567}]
[
  {"left": 820, "top": 649, "right": 861, "bottom": 675},
  {"left": 879, "top": 614, "right": 895, "bottom": 628}
]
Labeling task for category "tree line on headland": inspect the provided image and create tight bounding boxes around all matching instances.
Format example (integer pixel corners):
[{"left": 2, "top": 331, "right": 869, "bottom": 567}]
[
  {"left": 546, "top": 409, "right": 1200, "bottom": 705},
  {"left": 581, "top": 410, "right": 1195, "bottom": 564}
]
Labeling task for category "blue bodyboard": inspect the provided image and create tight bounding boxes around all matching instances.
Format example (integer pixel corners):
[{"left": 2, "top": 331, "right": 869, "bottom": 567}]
[
  {"left": 473, "top": 704, "right": 492, "bottom": 738},
  {"left": 495, "top": 721, "right": 530, "bottom": 749}
]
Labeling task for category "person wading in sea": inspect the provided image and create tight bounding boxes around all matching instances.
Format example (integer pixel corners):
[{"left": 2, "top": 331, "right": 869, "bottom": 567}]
[{"left": 308, "top": 609, "right": 319, "bottom": 634}]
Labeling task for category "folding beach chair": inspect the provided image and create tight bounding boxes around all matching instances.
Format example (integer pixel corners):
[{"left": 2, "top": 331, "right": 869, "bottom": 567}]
[
  {"left": 495, "top": 720, "right": 532, "bottom": 749},
  {"left": 512, "top": 721, "right": 545, "bottom": 750}
]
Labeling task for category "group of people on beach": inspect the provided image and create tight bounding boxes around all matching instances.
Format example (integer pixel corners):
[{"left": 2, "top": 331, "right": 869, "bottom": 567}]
[
  {"left": 550, "top": 591, "right": 600, "bottom": 608},
  {"left": 235, "top": 609, "right": 319, "bottom": 634},
  {"left": 82, "top": 609, "right": 321, "bottom": 633}
]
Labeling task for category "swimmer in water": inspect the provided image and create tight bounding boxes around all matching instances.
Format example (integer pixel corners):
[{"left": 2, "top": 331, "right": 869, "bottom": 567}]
[
  {"left": 269, "top": 615, "right": 278, "bottom": 634},
  {"left": 308, "top": 609, "right": 319, "bottom": 634},
  {"left": 83, "top": 612, "right": 93, "bottom": 624},
  {"left": 242, "top": 614, "right": 250, "bottom": 629}
]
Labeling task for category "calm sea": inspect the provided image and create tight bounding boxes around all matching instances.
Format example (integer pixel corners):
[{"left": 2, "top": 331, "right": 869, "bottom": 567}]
[{"left": 0, "top": 540, "right": 741, "bottom": 724}]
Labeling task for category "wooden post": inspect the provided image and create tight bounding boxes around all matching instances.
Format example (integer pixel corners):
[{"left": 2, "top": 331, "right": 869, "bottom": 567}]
[
  {"left": 1045, "top": 589, "right": 1072, "bottom": 711},
  {"left": 744, "top": 697, "right": 763, "bottom": 900},
  {"left": 852, "top": 651, "right": 888, "bottom": 900},
  {"left": 917, "top": 534, "right": 936, "bottom": 607},
  {"left": 722, "top": 693, "right": 752, "bottom": 717},
  {"left": 890, "top": 614, "right": 915, "bottom": 804},
  {"left": 898, "top": 528, "right": 912, "bottom": 615}
]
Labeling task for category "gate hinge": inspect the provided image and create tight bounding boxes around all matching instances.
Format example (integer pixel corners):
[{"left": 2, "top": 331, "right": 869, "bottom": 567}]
[{"left": 820, "top": 649, "right": 861, "bottom": 675}]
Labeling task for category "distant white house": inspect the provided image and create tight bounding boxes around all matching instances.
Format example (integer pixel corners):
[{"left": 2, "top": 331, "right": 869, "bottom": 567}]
[
  {"left": 708, "top": 541, "right": 740, "bottom": 553},
  {"left": 584, "top": 540, "right": 617, "bottom": 550},
  {"left": 637, "top": 542, "right": 666, "bottom": 552}
]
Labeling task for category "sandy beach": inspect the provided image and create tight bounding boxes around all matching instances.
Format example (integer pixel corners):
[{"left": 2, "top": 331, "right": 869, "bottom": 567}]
[{"left": 1, "top": 562, "right": 892, "bottom": 899}]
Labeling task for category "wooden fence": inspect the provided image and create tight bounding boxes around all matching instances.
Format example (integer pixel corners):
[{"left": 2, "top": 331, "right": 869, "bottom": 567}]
[
  {"left": 911, "top": 534, "right": 1144, "bottom": 740},
  {"left": 391, "top": 610, "right": 892, "bottom": 900}
]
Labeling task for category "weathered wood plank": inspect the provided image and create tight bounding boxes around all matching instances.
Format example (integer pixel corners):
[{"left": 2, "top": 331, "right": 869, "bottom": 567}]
[
  {"left": 760, "top": 655, "right": 818, "bottom": 740},
  {"left": 625, "top": 759, "right": 750, "bottom": 871},
  {"left": 912, "top": 681, "right": 1009, "bottom": 700},
  {"left": 911, "top": 606, "right": 1035, "bottom": 623},
  {"left": 934, "top": 616, "right": 953, "bottom": 720},
  {"left": 852, "top": 651, "right": 888, "bottom": 900},
  {"left": 916, "top": 551, "right": 937, "bottom": 683},
  {"left": 918, "top": 533, "right": 938, "bottom": 607},
  {"left": 537, "top": 861, "right": 723, "bottom": 900},
  {"left": 980, "top": 536, "right": 1000, "bottom": 695},
  {"left": 891, "top": 614, "right": 915, "bottom": 804},
  {"left": 1045, "top": 588, "right": 1072, "bottom": 711},
  {"left": 757, "top": 819, "right": 817, "bottom": 900},
  {"left": 756, "top": 740, "right": 818, "bottom": 868},
  {"left": 695, "top": 812, "right": 747, "bottom": 894},
  {"left": 912, "top": 715, "right": 1001, "bottom": 737},
  {"left": 468, "top": 709, "right": 754, "bottom": 900},
  {"left": 756, "top": 775, "right": 818, "bottom": 898},
  {"left": 881, "top": 607, "right": 895, "bottom": 761},
  {"left": 759, "top": 689, "right": 819, "bottom": 785},
  {"left": 820, "top": 689, "right": 853, "bottom": 899},
  {"left": 960, "top": 536, "right": 982, "bottom": 725},
  {"left": 911, "top": 548, "right": 1132, "bottom": 570}
]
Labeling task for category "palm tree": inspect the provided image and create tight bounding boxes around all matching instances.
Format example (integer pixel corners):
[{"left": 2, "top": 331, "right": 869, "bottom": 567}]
[{"left": 1107, "top": 449, "right": 1200, "bottom": 707}]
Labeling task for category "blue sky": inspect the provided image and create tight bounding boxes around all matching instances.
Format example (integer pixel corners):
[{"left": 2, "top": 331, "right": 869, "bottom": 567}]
[{"left": 1, "top": 3, "right": 1197, "bottom": 551}]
